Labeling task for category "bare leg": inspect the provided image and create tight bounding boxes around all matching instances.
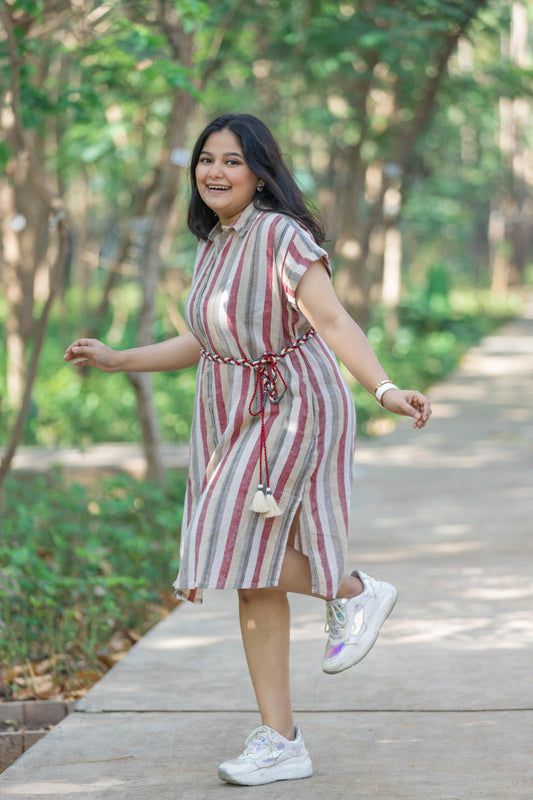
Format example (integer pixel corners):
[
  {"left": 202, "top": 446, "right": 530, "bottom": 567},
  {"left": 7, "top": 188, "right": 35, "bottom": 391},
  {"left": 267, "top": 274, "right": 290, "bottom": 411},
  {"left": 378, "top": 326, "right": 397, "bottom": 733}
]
[
  {"left": 275, "top": 510, "right": 364, "bottom": 599},
  {"left": 236, "top": 511, "right": 363, "bottom": 741},
  {"left": 238, "top": 587, "right": 295, "bottom": 740},
  {"left": 275, "top": 545, "right": 363, "bottom": 598}
]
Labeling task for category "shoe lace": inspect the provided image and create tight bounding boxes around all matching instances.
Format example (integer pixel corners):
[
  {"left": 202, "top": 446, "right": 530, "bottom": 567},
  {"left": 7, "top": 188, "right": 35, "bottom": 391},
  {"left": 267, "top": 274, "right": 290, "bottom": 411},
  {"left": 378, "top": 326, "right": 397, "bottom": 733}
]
[
  {"left": 325, "top": 600, "right": 346, "bottom": 638},
  {"left": 242, "top": 726, "right": 280, "bottom": 758}
]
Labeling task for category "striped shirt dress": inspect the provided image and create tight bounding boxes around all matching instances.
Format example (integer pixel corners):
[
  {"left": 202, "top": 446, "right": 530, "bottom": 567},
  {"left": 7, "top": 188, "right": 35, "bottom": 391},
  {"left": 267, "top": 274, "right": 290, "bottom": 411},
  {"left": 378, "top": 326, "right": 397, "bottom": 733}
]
[{"left": 173, "top": 203, "right": 356, "bottom": 603}]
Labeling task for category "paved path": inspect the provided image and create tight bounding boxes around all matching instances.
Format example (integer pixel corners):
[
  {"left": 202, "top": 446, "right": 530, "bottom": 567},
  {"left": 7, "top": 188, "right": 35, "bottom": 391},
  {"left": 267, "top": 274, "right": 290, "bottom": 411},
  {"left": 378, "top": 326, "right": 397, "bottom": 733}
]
[
  {"left": 9, "top": 442, "right": 190, "bottom": 475},
  {"left": 1, "top": 304, "right": 532, "bottom": 799}
]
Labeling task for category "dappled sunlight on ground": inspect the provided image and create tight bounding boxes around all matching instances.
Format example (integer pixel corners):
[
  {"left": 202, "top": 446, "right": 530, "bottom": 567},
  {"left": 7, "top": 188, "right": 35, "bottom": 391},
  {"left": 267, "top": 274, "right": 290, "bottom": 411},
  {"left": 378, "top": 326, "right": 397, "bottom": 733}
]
[
  {"left": 147, "top": 635, "right": 226, "bottom": 651},
  {"left": 3, "top": 779, "right": 126, "bottom": 795},
  {"left": 358, "top": 539, "right": 482, "bottom": 563},
  {"left": 386, "top": 615, "right": 533, "bottom": 649}
]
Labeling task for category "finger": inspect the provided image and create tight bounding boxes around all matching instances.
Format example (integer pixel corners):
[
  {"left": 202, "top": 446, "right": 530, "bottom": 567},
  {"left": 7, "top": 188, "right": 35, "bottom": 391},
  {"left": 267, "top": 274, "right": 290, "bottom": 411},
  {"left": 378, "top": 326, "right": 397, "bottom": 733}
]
[
  {"left": 402, "top": 400, "right": 421, "bottom": 420},
  {"left": 412, "top": 403, "right": 431, "bottom": 428},
  {"left": 410, "top": 393, "right": 431, "bottom": 420},
  {"left": 65, "top": 340, "right": 89, "bottom": 355},
  {"left": 68, "top": 338, "right": 97, "bottom": 351},
  {"left": 419, "top": 399, "right": 432, "bottom": 421},
  {"left": 65, "top": 345, "right": 94, "bottom": 362},
  {"left": 407, "top": 398, "right": 430, "bottom": 426}
]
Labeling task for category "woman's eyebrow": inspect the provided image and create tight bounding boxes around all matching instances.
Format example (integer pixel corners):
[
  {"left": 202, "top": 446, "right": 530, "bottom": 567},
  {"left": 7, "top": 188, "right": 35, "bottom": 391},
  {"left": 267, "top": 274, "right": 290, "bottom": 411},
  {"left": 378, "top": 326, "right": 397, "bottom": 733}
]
[{"left": 199, "top": 150, "right": 243, "bottom": 158}]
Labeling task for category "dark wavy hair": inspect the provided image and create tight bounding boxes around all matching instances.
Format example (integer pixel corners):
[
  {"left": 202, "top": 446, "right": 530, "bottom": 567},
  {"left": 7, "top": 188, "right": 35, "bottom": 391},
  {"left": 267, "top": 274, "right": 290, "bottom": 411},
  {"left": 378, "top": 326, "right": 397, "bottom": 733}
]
[{"left": 187, "top": 113, "right": 326, "bottom": 245}]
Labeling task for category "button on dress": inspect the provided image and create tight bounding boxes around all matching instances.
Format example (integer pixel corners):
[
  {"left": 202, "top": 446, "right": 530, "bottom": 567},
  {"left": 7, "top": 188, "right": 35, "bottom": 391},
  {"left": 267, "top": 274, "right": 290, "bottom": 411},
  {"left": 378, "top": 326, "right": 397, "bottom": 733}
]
[{"left": 173, "top": 204, "right": 356, "bottom": 603}]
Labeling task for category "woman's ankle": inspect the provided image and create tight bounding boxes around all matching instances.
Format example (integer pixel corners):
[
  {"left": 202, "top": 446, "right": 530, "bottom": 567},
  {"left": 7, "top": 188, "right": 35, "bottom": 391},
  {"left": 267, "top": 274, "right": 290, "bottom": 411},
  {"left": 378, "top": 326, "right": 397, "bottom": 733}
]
[
  {"left": 335, "top": 571, "right": 364, "bottom": 599},
  {"left": 262, "top": 719, "right": 295, "bottom": 741}
]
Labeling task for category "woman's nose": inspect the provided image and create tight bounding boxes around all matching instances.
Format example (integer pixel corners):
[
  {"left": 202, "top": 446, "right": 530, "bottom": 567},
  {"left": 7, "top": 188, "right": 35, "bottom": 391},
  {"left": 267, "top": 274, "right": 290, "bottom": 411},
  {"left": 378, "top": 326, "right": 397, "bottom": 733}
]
[{"left": 207, "top": 160, "right": 223, "bottom": 178}]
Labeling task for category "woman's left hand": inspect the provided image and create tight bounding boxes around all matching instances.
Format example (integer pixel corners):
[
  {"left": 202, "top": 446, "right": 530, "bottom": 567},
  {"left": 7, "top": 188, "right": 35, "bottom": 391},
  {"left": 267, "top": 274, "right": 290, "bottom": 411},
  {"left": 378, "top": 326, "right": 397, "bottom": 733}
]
[{"left": 381, "top": 389, "right": 432, "bottom": 429}]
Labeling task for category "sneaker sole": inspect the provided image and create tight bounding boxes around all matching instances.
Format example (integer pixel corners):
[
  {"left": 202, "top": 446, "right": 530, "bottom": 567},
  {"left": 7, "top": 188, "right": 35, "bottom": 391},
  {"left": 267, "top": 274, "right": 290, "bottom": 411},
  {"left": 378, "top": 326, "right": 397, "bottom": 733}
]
[
  {"left": 322, "top": 583, "right": 398, "bottom": 674},
  {"left": 218, "top": 755, "right": 313, "bottom": 786}
]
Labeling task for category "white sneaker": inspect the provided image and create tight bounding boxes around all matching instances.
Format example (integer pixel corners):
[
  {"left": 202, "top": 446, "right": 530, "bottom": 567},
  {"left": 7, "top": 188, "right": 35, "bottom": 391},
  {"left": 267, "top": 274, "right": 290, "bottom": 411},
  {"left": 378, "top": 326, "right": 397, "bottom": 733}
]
[
  {"left": 217, "top": 725, "right": 313, "bottom": 786},
  {"left": 322, "top": 570, "right": 398, "bottom": 674}
]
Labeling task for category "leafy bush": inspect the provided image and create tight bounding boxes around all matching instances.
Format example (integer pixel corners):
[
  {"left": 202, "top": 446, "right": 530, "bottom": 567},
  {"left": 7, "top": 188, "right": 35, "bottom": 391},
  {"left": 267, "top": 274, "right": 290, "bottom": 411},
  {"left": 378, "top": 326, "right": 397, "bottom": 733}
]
[{"left": 0, "top": 469, "right": 187, "bottom": 700}]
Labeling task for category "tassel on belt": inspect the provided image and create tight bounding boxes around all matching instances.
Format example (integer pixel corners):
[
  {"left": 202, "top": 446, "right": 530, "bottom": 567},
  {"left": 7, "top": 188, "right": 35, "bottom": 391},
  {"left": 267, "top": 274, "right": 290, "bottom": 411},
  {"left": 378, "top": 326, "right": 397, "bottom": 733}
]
[{"left": 200, "top": 328, "right": 317, "bottom": 518}]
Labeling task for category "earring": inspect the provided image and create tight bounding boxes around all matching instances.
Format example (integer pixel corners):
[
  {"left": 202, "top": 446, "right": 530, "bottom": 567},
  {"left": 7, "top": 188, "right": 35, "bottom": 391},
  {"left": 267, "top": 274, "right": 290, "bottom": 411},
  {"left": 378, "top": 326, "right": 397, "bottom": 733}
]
[{"left": 256, "top": 182, "right": 265, "bottom": 192}]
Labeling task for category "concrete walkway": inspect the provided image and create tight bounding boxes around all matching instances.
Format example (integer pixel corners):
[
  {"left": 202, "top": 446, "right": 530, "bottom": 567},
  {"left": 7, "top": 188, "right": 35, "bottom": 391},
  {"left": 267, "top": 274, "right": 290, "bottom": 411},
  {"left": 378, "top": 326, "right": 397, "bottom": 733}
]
[
  {"left": 1, "top": 304, "right": 532, "bottom": 799},
  {"left": 9, "top": 442, "right": 190, "bottom": 475}
]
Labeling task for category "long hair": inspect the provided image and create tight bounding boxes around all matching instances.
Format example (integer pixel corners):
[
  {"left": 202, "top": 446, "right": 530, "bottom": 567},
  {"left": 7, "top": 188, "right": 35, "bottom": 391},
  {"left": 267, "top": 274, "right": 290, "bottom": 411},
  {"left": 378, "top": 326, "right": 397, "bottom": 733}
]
[{"left": 187, "top": 113, "right": 326, "bottom": 245}]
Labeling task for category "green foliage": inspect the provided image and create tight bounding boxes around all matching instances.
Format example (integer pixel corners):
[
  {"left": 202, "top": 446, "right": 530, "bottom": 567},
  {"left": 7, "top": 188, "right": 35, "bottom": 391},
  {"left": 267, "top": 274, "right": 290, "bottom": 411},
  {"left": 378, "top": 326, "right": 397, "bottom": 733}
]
[
  {"left": 352, "top": 289, "right": 522, "bottom": 432},
  {"left": 0, "top": 285, "right": 197, "bottom": 447},
  {"left": 0, "top": 469, "right": 187, "bottom": 697}
]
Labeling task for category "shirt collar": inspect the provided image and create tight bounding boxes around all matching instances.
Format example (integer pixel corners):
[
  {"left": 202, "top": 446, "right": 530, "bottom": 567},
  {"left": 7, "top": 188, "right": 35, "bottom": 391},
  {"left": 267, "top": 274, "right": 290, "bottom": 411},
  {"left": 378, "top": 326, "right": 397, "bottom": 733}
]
[{"left": 208, "top": 202, "right": 262, "bottom": 242}]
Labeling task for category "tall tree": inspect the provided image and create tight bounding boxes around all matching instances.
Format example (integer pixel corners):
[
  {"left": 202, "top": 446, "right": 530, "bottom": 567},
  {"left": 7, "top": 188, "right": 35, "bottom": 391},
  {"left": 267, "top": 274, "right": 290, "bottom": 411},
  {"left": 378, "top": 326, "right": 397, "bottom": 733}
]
[
  {"left": 492, "top": 0, "right": 532, "bottom": 291},
  {"left": 205, "top": 0, "right": 519, "bottom": 325},
  {"left": 0, "top": 1, "right": 69, "bottom": 517}
]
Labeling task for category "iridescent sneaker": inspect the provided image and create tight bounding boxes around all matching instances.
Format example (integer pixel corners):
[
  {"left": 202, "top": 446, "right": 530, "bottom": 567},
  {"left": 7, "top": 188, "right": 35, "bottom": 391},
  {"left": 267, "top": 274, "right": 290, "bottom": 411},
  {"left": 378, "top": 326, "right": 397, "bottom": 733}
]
[
  {"left": 217, "top": 725, "right": 313, "bottom": 786},
  {"left": 323, "top": 570, "right": 398, "bottom": 674}
]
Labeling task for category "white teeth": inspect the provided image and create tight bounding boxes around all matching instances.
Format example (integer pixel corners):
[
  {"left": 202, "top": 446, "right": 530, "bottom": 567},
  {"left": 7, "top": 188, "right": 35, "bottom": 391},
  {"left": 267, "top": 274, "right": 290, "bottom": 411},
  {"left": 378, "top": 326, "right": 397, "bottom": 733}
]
[{"left": 208, "top": 185, "right": 229, "bottom": 190}]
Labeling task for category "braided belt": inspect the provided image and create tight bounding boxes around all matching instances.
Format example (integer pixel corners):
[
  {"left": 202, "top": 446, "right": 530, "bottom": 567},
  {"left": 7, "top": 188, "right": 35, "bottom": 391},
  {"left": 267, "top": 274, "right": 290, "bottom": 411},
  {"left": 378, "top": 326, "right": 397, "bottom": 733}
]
[{"left": 200, "top": 328, "right": 317, "bottom": 517}]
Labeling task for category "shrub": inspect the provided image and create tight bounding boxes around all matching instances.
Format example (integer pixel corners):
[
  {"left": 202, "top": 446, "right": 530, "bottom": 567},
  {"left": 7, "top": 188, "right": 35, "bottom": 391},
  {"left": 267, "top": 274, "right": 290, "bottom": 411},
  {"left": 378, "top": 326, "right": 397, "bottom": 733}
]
[{"left": 0, "top": 469, "right": 187, "bottom": 700}]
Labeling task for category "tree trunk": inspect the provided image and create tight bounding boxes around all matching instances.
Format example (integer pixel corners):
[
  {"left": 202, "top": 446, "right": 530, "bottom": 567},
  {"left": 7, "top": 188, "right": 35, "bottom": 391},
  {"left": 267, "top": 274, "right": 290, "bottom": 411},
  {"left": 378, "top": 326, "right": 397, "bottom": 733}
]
[
  {"left": 382, "top": 224, "right": 402, "bottom": 339},
  {"left": 493, "top": 1, "right": 532, "bottom": 290},
  {"left": 127, "top": 15, "right": 196, "bottom": 483},
  {"left": 1, "top": 135, "right": 50, "bottom": 407},
  {"left": 489, "top": 209, "right": 510, "bottom": 295},
  {"left": 0, "top": 4, "right": 69, "bottom": 520},
  {"left": 332, "top": 3, "right": 487, "bottom": 325},
  {"left": 0, "top": 218, "right": 68, "bottom": 521}
]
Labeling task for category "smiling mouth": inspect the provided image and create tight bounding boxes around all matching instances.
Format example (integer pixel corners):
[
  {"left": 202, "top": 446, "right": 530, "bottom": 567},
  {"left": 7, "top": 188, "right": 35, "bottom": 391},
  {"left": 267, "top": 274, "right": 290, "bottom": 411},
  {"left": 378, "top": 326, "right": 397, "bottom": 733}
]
[{"left": 207, "top": 185, "right": 230, "bottom": 192}]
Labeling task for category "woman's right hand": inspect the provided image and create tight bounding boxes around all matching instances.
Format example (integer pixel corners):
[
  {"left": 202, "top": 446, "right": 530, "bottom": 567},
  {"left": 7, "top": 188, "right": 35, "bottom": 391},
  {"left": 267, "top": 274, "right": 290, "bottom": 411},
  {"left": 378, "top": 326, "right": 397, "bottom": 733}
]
[{"left": 64, "top": 339, "right": 120, "bottom": 372}]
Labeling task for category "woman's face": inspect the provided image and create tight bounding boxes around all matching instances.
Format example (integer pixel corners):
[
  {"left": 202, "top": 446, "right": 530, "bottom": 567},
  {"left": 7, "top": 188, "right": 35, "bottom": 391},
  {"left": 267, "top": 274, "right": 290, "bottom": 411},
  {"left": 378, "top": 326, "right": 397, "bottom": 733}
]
[{"left": 195, "top": 129, "right": 260, "bottom": 227}]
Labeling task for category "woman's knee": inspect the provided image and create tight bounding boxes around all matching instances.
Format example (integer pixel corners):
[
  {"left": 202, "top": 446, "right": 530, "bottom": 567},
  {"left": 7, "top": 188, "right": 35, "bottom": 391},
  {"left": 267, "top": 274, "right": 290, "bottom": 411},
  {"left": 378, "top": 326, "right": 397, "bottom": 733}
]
[{"left": 238, "top": 587, "right": 286, "bottom": 605}]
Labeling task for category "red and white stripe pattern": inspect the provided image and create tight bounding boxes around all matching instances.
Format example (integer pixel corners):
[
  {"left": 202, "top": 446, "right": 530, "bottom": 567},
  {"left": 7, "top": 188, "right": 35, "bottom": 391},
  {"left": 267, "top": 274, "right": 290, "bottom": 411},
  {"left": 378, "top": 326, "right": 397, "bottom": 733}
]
[
  {"left": 173, "top": 204, "right": 356, "bottom": 603},
  {"left": 201, "top": 327, "right": 318, "bottom": 514}
]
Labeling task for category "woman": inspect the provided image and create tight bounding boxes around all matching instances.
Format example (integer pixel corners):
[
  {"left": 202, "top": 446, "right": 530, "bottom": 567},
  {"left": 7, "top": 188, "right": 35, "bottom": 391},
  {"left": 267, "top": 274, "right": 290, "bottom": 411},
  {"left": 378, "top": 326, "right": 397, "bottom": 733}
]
[{"left": 65, "top": 113, "right": 431, "bottom": 786}]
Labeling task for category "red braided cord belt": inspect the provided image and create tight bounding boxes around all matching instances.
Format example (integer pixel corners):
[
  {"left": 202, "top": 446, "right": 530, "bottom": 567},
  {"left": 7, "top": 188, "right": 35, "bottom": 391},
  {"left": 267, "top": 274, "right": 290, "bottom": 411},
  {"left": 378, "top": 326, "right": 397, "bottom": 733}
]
[{"left": 200, "top": 328, "right": 317, "bottom": 517}]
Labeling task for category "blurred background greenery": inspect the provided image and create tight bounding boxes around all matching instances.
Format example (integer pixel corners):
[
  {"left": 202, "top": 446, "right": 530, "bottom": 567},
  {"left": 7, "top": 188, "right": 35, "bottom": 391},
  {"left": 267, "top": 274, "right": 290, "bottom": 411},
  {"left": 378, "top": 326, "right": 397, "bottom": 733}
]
[{"left": 1, "top": 0, "right": 531, "bottom": 700}]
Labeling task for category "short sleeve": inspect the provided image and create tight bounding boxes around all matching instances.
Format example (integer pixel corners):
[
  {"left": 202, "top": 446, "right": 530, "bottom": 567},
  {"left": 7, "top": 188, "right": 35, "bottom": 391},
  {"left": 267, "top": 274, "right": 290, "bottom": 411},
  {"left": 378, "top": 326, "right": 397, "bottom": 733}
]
[{"left": 277, "top": 220, "right": 331, "bottom": 310}]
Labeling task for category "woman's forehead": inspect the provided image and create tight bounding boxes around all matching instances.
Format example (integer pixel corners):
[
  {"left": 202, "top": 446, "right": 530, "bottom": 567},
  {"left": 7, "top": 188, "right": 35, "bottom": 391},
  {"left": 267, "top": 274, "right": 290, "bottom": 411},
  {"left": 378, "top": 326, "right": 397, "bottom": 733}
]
[{"left": 202, "top": 129, "right": 243, "bottom": 154}]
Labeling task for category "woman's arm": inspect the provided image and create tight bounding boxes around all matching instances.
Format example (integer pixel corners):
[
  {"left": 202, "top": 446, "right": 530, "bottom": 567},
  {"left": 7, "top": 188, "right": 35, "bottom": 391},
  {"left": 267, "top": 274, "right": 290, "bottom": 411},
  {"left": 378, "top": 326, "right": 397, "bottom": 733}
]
[
  {"left": 64, "top": 331, "right": 202, "bottom": 373},
  {"left": 295, "top": 261, "right": 431, "bottom": 429}
]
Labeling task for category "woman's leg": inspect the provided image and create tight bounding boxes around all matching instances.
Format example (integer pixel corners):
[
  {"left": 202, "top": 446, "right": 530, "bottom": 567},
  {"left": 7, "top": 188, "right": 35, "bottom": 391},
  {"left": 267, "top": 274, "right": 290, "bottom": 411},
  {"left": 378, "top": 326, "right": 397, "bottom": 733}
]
[
  {"left": 275, "top": 544, "right": 363, "bottom": 599},
  {"left": 275, "top": 508, "right": 364, "bottom": 599},
  {"left": 237, "top": 511, "right": 363, "bottom": 742},
  {"left": 238, "top": 586, "right": 294, "bottom": 740}
]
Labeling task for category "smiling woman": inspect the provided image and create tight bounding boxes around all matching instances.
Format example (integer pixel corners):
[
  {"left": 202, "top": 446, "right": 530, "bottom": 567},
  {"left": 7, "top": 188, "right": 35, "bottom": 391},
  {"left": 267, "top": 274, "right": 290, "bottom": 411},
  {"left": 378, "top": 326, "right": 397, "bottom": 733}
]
[
  {"left": 186, "top": 113, "right": 326, "bottom": 244},
  {"left": 64, "top": 112, "right": 431, "bottom": 787},
  {"left": 195, "top": 129, "right": 261, "bottom": 226}
]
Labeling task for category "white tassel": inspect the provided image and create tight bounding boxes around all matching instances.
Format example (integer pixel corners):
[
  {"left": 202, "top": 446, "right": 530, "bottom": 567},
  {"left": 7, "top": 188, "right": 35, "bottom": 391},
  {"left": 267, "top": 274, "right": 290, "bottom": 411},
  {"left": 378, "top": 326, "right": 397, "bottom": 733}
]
[
  {"left": 251, "top": 485, "right": 270, "bottom": 514},
  {"left": 264, "top": 487, "right": 282, "bottom": 518}
]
